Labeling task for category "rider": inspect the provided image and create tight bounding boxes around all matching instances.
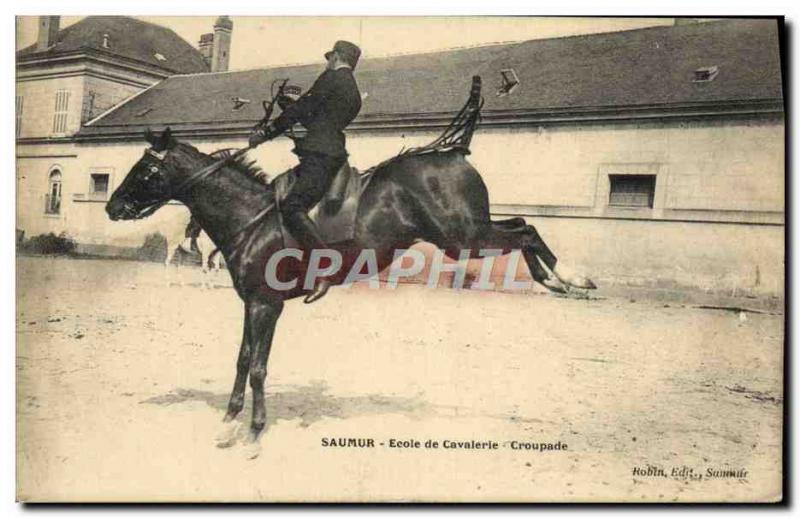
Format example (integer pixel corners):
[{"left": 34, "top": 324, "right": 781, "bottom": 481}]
[{"left": 249, "top": 40, "right": 362, "bottom": 304}]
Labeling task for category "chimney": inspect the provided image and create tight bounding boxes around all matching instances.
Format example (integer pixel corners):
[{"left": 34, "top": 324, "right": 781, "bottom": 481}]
[
  {"left": 36, "top": 16, "right": 60, "bottom": 51},
  {"left": 211, "top": 16, "right": 233, "bottom": 72},
  {"left": 198, "top": 33, "right": 214, "bottom": 68}
]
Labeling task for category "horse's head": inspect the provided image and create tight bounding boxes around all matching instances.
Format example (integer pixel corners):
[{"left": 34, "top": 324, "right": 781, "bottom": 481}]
[{"left": 106, "top": 127, "right": 183, "bottom": 221}]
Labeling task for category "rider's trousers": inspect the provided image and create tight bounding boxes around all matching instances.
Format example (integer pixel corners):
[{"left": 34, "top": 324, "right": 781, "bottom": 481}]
[{"left": 280, "top": 151, "right": 346, "bottom": 250}]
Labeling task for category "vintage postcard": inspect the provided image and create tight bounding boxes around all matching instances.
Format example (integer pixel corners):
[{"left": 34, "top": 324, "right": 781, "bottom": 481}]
[{"left": 15, "top": 15, "right": 785, "bottom": 503}]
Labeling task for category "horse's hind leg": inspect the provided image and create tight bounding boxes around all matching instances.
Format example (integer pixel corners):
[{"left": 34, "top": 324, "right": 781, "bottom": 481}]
[
  {"left": 475, "top": 219, "right": 595, "bottom": 292},
  {"left": 465, "top": 222, "right": 564, "bottom": 293},
  {"left": 509, "top": 222, "right": 596, "bottom": 290}
]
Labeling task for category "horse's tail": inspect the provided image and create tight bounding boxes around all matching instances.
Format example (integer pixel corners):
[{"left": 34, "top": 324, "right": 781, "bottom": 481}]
[
  {"left": 399, "top": 76, "right": 483, "bottom": 157},
  {"left": 361, "top": 77, "right": 484, "bottom": 177},
  {"left": 457, "top": 75, "right": 484, "bottom": 151}
]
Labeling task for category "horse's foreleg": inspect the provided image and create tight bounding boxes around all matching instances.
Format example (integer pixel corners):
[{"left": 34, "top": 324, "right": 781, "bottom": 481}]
[
  {"left": 215, "top": 305, "right": 252, "bottom": 448},
  {"left": 224, "top": 306, "right": 252, "bottom": 422},
  {"left": 246, "top": 298, "right": 284, "bottom": 447}
]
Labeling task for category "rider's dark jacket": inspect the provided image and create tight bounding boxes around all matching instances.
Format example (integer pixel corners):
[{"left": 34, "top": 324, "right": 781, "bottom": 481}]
[{"left": 271, "top": 67, "right": 362, "bottom": 158}]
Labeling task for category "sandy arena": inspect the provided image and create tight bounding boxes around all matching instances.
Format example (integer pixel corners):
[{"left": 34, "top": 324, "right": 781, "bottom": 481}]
[{"left": 16, "top": 255, "right": 783, "bottom": 502}]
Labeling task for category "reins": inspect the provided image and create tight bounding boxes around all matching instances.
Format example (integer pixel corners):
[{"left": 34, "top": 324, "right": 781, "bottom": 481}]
[
  {"left": 167, "top": 77, "right": 289, "bottom": 197},
  {"left": 140, "top": 145, "right": 278, "bottom": 255},
  {"left": 170, "top": 145, "right": 254, "bottom": 195}
]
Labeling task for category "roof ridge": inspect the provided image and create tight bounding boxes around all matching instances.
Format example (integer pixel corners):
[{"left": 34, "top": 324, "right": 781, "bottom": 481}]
[
  {"left": 17, "top": 15, "right": 208, "bottom": 74},
  {"left": 76, "top": 17, "right": 783, "bottom": 134},
  {"left": 162, "top": 19, "right": 754, "bottom": 78}
]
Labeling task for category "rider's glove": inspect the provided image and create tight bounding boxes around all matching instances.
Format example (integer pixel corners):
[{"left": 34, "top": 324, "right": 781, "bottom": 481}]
[
  {"left": 248, "top": 122, "right": 280, "bottom": 148},
  {"left": 277, "top": 85, "right": 302, "bottom": 110}
]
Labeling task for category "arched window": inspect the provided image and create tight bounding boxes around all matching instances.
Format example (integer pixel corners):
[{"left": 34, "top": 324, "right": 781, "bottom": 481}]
[{"left": 45, "top": 169, "right": 62, "bottom": 215}]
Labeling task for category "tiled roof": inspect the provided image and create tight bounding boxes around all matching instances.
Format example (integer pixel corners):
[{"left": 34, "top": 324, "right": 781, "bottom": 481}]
[
  {"left": 18, "top": 16, "right": 209, "bottom": 74},
  {"left": 79, "top": 19, "right": 782, "bottom": 136}
]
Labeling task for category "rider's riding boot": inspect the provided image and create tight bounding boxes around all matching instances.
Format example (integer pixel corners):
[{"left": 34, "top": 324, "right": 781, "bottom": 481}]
[{"left": 283, "top": 211, "right": 332, "bottom": 304}]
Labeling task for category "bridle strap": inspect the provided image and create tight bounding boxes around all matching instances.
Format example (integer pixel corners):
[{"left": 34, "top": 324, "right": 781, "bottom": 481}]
[
  {"left": 135, "top": 200, "right": 169, "bottom": 219},
  {"left": 170, "top": 145, "right": 253, "bottom": 196},
  {"left": 217, "top": 200, "right": 276, "bottom": 257},
  {"left": 139, "top": 143, "right": 276, "bottom": 251},
  {"left": 146, "top": 148, "right": 167, "bottom": 161}
]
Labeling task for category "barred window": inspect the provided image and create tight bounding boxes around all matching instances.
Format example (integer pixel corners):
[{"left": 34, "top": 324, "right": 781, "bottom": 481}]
[
  {"left": 608, "top": 174, "right": 656, "bottom": 208},
  {"left": 91, "top": 173, "right": 110, "bottom": 197},
  {"left": 15, "top": 96, "right": 23, "bottom": 137},
  {"left": 53, "top": 90, "right": 70, "bottom": 134}
]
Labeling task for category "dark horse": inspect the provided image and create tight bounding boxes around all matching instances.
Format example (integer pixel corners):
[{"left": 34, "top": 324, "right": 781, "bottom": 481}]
[{"left": 106, "top": 127, "right": 595, "bottom": 452}]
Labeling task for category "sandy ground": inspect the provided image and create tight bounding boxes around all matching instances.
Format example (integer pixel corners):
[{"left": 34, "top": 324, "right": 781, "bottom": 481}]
[{"left": 16, "top": 255, "right": 783, "bottom": 503}]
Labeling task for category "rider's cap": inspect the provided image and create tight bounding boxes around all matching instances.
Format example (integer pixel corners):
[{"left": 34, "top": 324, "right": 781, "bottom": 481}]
[{"left": 325, "top": 40, "right": 361, "bottom": 69}]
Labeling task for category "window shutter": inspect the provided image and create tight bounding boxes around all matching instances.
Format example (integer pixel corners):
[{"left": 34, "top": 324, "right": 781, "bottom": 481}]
[
  {"left": 608, "top": 175, "right": 657, "bottom": 208},
  {"left": 53, "top": 90, "right": 70, "bottom": 134}
]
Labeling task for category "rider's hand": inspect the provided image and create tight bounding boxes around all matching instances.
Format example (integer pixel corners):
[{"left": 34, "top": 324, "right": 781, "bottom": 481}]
[
  {"left": 249, "top": 127, "right": 267, "bottom": 148},
  {"left": 277, "top": 94, "right": 298, "bottom": 111},
  {"left": 248, "top": 122, "right": 277, "bottom": 148}
]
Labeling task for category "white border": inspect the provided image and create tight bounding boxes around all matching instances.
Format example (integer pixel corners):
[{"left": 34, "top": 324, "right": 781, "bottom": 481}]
[{"left": 5, "top": 1, "right": 796, "bottom": 515}]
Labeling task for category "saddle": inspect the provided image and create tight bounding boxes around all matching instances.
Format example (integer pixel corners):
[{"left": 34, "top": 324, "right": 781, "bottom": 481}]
[{"left": 272, "top": 161, "right": 373, "bottom": 248}]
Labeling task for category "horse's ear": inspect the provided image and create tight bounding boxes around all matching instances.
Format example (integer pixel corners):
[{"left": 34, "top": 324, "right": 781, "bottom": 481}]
[
  {"left": 161, "top": 126, "right": 176, "bottom": 150},
  {"left": 148, "top": 127, "right": 175, "bottom": 152},
  {"left": 144, "top": 128, "right": 157, "bottom": 146}
]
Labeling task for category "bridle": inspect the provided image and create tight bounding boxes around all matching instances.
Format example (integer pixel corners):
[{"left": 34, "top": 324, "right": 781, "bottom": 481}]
[
  {"left": 118, "top": 143, "right": 274, "bottom": 256},
  {"left": 117, "top": 78, "right": 289, "bottom": 242},
  {"left": 113, "top": 147, "right": 177, "bottom": 220}
]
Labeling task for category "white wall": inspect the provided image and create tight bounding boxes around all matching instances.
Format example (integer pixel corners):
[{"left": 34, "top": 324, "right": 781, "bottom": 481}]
[{"left": 15, "top": 116, "right": 785, "bottom": 296}]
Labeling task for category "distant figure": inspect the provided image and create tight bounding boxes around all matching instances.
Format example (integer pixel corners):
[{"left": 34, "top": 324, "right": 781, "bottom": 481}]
[
  {"left": 184, "top": 215, "right": 202, "bottom": 249},
  {"left": 169, "top": 214, "right": 220, "bottom": 273}
]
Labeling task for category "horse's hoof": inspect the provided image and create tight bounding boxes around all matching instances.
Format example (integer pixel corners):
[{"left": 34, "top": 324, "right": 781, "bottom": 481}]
[
  {"left": 243, "top": 441, "right": 262, "bottom": 460},
  {"left": 542, "top": 276, "right": 568, "bottom": 294},
  {"left": 564, "top": 274, "right": 596, "bottom": 290},
  {"left": 215, "top": 421, "right": 241, "bottom": 449},
  {"left": 244, "top": 430, "right": 263, "bottom": 460},
  {"left": 554, "top": 264, "right": 597, "bottom": 290}
]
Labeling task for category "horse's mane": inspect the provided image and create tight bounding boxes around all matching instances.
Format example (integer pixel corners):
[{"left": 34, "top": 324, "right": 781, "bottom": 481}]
[
  {"left": 174, "top": 142, "right": 270, "bottom": 189},
  {"left": 210, "top": 148, "right": 266, "bottom": 180}
]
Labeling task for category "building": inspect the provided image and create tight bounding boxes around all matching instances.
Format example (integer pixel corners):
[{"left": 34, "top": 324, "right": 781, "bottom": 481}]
[
  {"left": 17, "top": 18, "right": 785, "bottom": 296},
  {"left": 15, "top": 16, "right": 227, "bottom": 245}
]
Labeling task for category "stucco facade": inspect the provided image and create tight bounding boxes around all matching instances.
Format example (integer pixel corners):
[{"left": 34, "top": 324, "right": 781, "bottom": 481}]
[{"left": 16, "top": 111, "right": 785, "bottom": 296}]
